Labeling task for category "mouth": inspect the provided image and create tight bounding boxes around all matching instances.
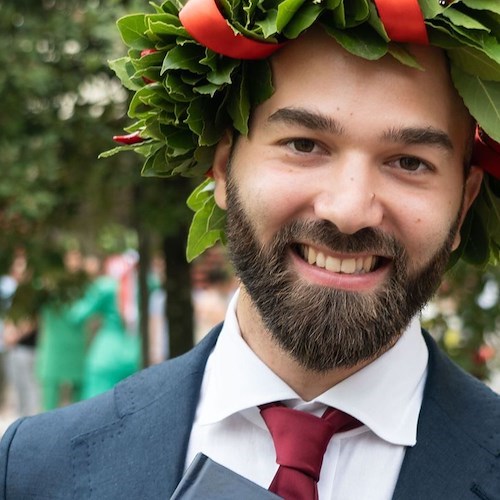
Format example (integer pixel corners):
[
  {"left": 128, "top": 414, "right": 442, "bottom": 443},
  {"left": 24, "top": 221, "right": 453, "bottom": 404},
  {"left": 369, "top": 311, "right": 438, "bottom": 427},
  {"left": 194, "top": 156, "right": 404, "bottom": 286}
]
[{"left": 294, "top": 244, "right": 386, "bottom": 275}]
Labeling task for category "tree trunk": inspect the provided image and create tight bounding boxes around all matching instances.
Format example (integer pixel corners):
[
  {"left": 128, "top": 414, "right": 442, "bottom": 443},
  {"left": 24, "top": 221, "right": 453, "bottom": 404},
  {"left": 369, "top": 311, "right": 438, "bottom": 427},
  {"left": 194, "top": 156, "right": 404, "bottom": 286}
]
[
  {"left": 137, "top": 225, "right": 151, "bottom": 368},
  {"left": 163, "top": 232, "right": 194, "bottom": 358}
]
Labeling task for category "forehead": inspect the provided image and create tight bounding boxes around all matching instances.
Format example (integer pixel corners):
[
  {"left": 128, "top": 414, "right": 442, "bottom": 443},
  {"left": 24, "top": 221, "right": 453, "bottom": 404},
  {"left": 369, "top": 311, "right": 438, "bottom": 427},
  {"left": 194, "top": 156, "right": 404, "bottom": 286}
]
[{"left": 254, "top": 28, "right": 470, "bottom": 142}]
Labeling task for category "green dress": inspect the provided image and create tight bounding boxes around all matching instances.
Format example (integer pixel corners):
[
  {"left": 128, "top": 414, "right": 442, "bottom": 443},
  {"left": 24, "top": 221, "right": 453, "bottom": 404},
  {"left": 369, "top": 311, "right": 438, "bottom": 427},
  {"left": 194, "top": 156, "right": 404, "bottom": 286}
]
[
  {"left": 36, "top": 303, "right": 87, "bottom": 410},
  {"left": 72, "top": 276, "right": 141, "bottom": 400}
]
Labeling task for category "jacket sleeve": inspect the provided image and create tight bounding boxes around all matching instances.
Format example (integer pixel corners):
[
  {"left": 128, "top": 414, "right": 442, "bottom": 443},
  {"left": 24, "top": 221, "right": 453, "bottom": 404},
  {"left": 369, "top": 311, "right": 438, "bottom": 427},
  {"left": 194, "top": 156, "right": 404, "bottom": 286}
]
[{"left": 0, "top": 418, "right": 28, "bottom": 500}]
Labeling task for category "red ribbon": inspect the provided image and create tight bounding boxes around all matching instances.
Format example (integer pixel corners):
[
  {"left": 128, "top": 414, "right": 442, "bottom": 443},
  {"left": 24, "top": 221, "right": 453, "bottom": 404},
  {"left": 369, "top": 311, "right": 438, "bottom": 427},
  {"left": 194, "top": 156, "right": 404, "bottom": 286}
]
[
  {"left": 179, "top": 0, "right": 284, "bottom": 59},
  {"left": 180, "top": 0, "right": 429, "bottom": 59},
  {"left": 372, "top": 0, "right": 429, "bottom": 44},
  {"left": 472, "top": 127, "right": 500, "bottom": 179}
]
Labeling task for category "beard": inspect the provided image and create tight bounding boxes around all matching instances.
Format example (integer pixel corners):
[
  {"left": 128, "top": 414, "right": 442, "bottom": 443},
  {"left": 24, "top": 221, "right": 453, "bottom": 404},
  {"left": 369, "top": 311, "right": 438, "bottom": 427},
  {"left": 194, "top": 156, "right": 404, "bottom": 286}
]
[{"left": 225, "top": 174, "right": 462, "bottom": 373}]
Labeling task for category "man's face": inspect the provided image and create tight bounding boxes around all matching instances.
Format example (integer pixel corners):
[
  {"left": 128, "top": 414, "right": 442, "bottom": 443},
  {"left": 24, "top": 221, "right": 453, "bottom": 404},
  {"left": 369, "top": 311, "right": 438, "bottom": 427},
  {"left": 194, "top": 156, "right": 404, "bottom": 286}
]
[{"left": 213, "top": 28, "right": 482, "bottom": 371}]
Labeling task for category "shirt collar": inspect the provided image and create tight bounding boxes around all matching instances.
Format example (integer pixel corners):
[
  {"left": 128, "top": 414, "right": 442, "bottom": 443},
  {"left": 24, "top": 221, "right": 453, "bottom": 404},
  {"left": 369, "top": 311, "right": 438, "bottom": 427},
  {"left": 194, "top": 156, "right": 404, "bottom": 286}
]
[{"left": 197, "top": 288, "right": 428, "bottom": 446}]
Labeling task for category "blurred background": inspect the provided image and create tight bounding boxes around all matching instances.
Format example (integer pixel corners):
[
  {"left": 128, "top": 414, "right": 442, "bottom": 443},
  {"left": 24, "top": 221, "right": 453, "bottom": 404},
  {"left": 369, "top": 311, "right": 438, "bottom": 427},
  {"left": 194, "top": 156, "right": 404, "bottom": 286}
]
[{"left": 0, "top": 0, "right": 498, "bottom": 433}]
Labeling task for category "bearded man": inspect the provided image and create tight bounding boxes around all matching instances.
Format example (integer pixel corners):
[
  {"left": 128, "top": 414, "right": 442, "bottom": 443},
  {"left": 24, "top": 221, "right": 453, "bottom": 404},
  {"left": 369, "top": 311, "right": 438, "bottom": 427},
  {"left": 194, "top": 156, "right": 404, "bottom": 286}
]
[{"left": 1, "top": 1, "right": 499, "bottom": 499}]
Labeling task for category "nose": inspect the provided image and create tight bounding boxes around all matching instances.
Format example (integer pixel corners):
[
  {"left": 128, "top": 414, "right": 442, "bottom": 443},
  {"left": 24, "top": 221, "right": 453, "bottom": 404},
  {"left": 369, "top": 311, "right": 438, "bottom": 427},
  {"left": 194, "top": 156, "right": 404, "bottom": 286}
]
[{"left": 313, "top": 163, "right": 384, "bottom": 234}]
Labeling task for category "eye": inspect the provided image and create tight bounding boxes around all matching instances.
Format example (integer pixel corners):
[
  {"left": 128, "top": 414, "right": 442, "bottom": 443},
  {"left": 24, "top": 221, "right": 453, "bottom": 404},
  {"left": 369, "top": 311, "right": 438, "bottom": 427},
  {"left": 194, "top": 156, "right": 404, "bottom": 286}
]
[
  {"left": 388, "top": 156, "right": 433, "bottom": 173},
  {"left": 285, "top": 138, "right": 323, "bottom": 154}
]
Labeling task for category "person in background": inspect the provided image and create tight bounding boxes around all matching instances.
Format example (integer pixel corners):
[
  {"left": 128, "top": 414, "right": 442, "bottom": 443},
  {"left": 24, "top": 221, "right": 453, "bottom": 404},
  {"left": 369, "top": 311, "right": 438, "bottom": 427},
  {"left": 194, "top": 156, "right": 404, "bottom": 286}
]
[
  {"left": 148, "top": 254, "right": 169, "bottom": 364},
  {"left": 35, "top": 250, "right": 88, "bottom": 410},
  {"left": 0, "top": 257, "right": 23, "bottom": 411},
  {"left": 72, "top": 253, "right": 141, "bottom": 399},
  {"left": 1, "top": 255, "right": 41, "bottom": 417}
]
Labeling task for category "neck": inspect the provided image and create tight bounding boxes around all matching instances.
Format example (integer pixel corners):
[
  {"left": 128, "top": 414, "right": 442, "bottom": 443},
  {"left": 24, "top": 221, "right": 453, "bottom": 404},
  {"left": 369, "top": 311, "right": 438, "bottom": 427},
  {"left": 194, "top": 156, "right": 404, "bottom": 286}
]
[{"left": 235, "top": 287, "right": 377, "bottom": 401}]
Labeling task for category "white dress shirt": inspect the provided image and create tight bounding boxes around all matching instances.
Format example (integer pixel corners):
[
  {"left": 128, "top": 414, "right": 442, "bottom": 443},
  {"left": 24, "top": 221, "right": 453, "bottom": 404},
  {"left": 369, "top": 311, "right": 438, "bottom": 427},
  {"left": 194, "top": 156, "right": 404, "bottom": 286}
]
[{"left": 186, "top": 290, "right": 428, "bottom": 499}]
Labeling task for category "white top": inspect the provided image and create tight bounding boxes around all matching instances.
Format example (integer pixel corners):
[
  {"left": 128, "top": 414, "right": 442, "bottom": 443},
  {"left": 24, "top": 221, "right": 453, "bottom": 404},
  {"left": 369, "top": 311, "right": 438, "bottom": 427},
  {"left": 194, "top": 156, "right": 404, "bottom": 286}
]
[{"left": 186, "top": 290, "right": 428, "bottom": 499}]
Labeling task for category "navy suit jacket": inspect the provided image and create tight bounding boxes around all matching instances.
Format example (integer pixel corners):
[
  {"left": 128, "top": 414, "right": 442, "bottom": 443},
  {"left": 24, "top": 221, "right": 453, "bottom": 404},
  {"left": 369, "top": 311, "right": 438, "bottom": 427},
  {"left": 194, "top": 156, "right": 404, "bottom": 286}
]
[{"left": 1, "top": 325, "right": 499, "bottom": 499}]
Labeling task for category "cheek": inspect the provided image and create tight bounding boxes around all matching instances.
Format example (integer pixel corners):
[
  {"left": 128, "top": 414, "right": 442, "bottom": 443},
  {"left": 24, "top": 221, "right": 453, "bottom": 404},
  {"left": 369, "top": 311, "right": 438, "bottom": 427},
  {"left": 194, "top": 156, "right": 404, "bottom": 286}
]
[
  {"left": 239, "top": 172, "right": 312, "bottom": 241},
  {"left": 394, "top": 196, "right": 460, "bottom": 267}
]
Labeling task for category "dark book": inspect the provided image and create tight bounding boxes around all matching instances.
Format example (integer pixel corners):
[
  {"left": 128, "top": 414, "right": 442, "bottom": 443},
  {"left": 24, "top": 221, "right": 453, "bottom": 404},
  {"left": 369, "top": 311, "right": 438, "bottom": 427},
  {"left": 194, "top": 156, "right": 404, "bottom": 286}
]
[{"left": 170, "top": 453, "right": 282, "bottom": 499}]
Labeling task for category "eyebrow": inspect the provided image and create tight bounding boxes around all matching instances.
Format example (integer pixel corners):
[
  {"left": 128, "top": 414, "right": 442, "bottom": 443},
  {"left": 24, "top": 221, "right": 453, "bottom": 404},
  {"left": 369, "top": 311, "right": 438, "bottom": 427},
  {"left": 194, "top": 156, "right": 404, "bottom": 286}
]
[
  {"left": 268, "top": 107, "right": 344, "bottom": 135},
  {"left": 267, "top": 107, "right": 454, "bottom": 153},
  {"left": 382, "top": 126, "right": 454, "bottom": 152}
]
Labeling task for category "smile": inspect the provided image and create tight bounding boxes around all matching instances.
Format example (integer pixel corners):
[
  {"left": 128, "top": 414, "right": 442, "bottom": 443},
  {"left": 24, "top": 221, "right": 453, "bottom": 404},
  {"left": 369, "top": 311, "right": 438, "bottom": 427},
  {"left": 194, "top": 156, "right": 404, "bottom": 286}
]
[{"left": 297, "top": 244, "right": 380, "bottom": 274}]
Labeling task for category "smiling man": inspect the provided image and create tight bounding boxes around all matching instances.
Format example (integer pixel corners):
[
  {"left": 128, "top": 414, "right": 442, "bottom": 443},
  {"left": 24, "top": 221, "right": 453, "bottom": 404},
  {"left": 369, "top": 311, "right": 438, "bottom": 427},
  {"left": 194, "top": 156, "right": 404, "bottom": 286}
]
[{"left": 1, "top": 1, "right": 499, "bottom": 499}]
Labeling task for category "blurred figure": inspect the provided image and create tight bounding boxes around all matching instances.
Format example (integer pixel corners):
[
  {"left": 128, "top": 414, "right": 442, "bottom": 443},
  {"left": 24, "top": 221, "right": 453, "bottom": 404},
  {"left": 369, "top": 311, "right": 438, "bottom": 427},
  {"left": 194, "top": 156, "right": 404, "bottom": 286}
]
[
  {"left": 36, "top": 250, "right": 88, "bottom": 411},
  {"left": 72, "top": 253, "right": 141, "bottom": 399},
  {"left": 3, "top": 319, "right": 40, "bottom": 417},
  {"left": 0, "top": 259, "right": 22, "bottom": 409},
  {"left": 193, "top": 267, "right": 236, "bottom": 343},
  {"left": 148, "top": 254, "right": 169, "bottom": 364},
  {"left": 1, "top": 255, "right": 41, "bottom": 416}
]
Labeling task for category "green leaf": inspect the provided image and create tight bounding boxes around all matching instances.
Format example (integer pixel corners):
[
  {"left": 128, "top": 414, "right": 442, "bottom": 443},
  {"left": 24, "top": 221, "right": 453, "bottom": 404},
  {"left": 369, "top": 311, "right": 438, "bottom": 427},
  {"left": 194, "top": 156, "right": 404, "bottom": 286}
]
[
  {"left": 387, "top": 44, "right": 423, "bottom": 70},
  {"left": 323, "top": 24, "right": 387, "bottom": 60},
  {"left": 161, "top": 45, "right": 206, "bottom": 74},
  {"left": 227, "top": 71, "right": 250, "bottom": 135},
  {"left": 448, "top": 47, "right": 500, "bottom": 82},
  {"left": 187, "top": 98, "right": 222, "bottom": 146},
  {"left": 460, "top": 0, "right": 500, "bottom": 16},
  {"left": 164, "top": 73, "right": 196, "bottom": 102},
  {"left": 109, "top": 57, "right": 142, "bottom": 91},
  {"left": 344, "top": 0, "right": 370, "bottom": 26},
  {"left": 247, "top": 60, "right": 273, "bottom": 106},
  {"left": 426, "top": 18, "right": 483, "bottom": 48},
  {"left": 442, "top": 8, "right": 490, "bottom": 32},
  {"left": 147, "top": 13, "right": 185, "bottom": 36},
  {"left": 282, "top": 3, "right": 323, "bottom": 39},
  {"left": 329, "top": 0, "right": 346, "bottom": 28},
  {"left": 366, "top": 1, "right": 389, "bottom": 41},
  {"left": 255, "top": 9, "right": 279, "bottom": 38},
  {"left": 428, "top": 29, "right": 465, "bottom": 49},
  {"left": 326, "top": 0, "right": 342, "bottom": 9},
  {"left": 117, "top": 14, "right": 151, "bottom": 50},
  {"left": 206, "top": 57, "right": 239, "bottom": 85},
  {"left": 450, "top": 66, "right": 500, "bottom": 141},
  {"left": 186, "top": 183, "right": 227, "bottom": 262},
  {"left": 161, "top": 125, "right": 196, "bottom": 153},
  {"left": 418, "top": 0, "right": 447, "bottom": 19},
  {"left": 193, "top": 83, "right": 221, "bottom": 97},
  {"left": 276, "top": 0, "right": 306, "bottom": 32},
  {"left": 128, "top": 85, "right": 159, "bottom": 115},
  {"left": 186, "top": 178, "right": 214, "bottom": 211}
]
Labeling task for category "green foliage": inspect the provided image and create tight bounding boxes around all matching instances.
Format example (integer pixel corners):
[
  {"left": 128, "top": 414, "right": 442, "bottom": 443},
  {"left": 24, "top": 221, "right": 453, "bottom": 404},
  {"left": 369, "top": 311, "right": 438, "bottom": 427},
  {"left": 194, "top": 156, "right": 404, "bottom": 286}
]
[
  {"left": 0, "top": 0, "right": 128, "bottom": 269},
  {"left": 186, "top": 179, "right": 226, "bottom": 262}
]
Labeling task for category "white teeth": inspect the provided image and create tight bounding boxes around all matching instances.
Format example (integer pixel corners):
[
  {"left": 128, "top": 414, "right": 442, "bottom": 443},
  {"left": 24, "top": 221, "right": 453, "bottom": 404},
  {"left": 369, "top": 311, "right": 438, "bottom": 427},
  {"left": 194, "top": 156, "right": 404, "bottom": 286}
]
[
  {"left": 316, "top": 252, "right": 326, "bottom": 268},
  {"left": 340, "top": 258, "right": 356, "bottom": 274},
  {"left": 300, "top": 245, "right": 377, "bottom": 274},
  {"left": 307, "top": 247, "right": 316, "bottom": 265},
  {"left": 363, "top": 256, "right": 374, "bottom": 272},
  {"left": 325, "top": 256, "right": 341, "bottom": 272}
]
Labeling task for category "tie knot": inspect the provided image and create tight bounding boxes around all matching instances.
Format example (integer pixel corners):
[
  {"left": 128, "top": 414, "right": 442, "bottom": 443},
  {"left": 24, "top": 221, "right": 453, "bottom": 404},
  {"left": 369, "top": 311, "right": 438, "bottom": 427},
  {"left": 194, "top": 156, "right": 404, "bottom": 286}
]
[{"left": 260, "top": 404, "right": 361, "bottom": 482}]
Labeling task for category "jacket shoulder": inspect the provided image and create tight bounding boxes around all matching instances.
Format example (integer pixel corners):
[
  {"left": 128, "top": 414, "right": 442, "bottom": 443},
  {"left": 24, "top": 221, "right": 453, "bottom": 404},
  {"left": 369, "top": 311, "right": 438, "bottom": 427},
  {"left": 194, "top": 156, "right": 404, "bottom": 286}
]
[{"left": 423, "top": 330, "right": 500, "bottom": 455}]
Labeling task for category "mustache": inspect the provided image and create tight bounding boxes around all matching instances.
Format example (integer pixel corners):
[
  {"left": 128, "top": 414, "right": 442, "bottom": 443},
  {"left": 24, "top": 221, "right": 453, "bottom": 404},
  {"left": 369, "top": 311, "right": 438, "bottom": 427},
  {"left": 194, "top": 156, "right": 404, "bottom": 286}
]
[{"left": 270, "top": 220, "right": 406, "bottom": 259}]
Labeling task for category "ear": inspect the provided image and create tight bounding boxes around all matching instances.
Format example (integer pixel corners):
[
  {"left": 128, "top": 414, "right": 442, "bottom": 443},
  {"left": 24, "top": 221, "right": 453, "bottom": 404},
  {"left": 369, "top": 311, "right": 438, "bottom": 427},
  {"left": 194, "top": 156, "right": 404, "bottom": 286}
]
[
  {"left": 212, "top": 130, "right": 233, "bottom": 210},
  {"left": 452, "top": 166, "right": 483, "bottom": 251}
]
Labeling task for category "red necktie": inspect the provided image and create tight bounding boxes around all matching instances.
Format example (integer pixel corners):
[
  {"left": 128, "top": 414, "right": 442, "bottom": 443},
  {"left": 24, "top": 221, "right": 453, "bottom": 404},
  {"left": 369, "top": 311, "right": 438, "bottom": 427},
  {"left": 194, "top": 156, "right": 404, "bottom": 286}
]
[{"left": 260, "top": 403, "right": 361, "bottom": 500}]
